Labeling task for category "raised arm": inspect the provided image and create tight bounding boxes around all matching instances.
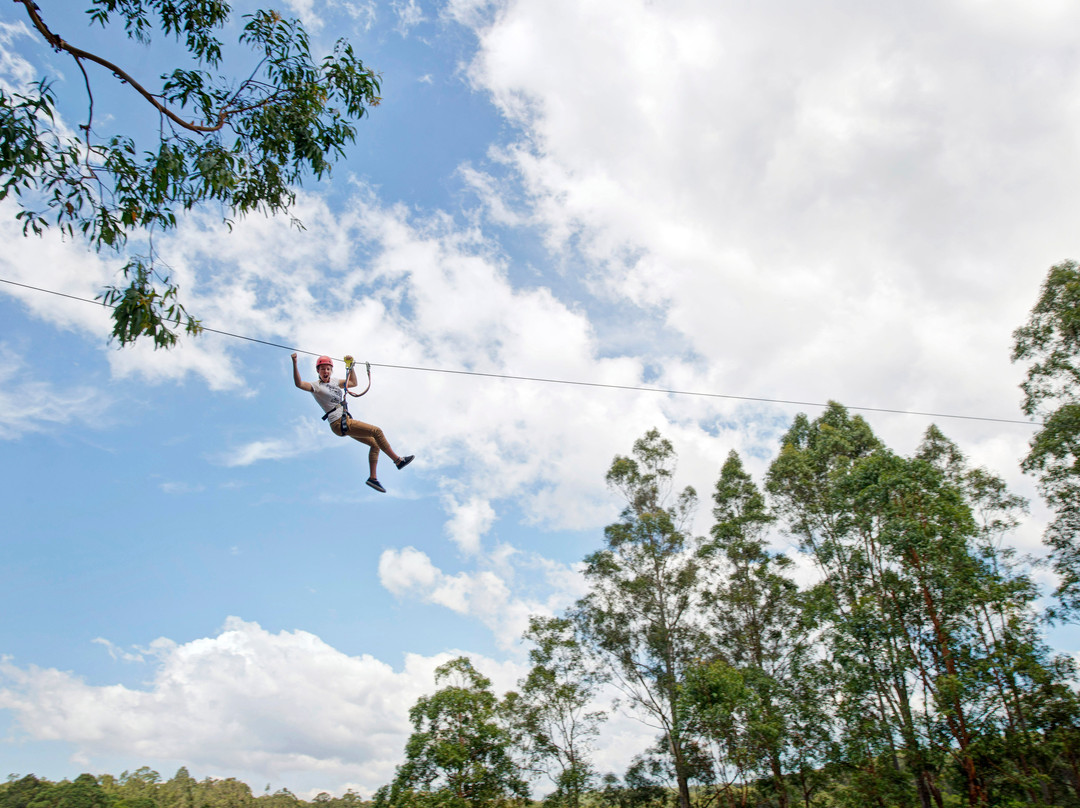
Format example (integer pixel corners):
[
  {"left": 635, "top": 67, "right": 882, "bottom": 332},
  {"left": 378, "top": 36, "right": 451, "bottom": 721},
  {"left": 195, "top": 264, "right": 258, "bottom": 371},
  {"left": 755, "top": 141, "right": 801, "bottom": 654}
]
[{"left": 291, "top": 353, "right": 313, "bottom": 392}]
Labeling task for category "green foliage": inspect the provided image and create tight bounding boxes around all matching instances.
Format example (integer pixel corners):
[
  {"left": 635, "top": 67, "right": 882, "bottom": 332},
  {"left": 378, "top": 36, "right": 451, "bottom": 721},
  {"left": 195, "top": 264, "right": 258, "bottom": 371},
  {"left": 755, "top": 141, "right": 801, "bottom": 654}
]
[
  {"left": 0, "top": 774, "right": 370, "bottom": 808},
  {"left": 685, "top": 449, "right": 819, "bottom": 808},
  {"left": 23, "top": 775, "right": 112, "bottom": 808},
  {"left": 594, "top": 763, "right": 667, "bottom": 808},
  {"left": 575, "top": 429, "right": 707, "bottom": 808},
  {"left": 503, "top": 616, "right": 606, "bottom": 808},
  {"left": 2, "top": 0, "right": 381, "bottom": 348},
  {"left": 765, "top": 405, "right": 1079, "bottom": 807},
  {"left": 1013, "top": 259, "right": 1080, "bottom": 617},
  {"left": 0, "top": 777, "right": 48, "bottom": 808},
  {"left": 380, "top": 657, "right": 528, "bottom": 808}
]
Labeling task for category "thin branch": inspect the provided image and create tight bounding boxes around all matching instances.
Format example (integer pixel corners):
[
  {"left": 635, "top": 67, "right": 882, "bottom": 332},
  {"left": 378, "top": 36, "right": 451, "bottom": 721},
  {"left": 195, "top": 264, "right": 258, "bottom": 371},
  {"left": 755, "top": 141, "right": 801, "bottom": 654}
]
[
  {"left": 15, "top": 0, "right": 283, "bottom": 134},
  {"left": 73, "top": 55, "right": 93, "bottom": 157}
]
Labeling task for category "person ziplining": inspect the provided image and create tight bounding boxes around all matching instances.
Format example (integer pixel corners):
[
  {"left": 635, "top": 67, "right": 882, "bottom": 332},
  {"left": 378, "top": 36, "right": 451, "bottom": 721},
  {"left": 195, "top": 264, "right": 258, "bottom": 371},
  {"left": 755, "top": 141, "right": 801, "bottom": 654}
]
[{"left": 292, "top": 352, "right": 414, "bottom": 493}]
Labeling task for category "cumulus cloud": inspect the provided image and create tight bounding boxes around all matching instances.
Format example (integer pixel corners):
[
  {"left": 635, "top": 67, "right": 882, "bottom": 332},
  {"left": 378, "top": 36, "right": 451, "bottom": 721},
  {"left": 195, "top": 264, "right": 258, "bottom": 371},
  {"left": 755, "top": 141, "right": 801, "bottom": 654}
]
[
  {"left": 443, "top": 496, "right": 497, "bottom": 553},
  {"left": 0, "top": 618, "right": 523, "bottom": 797},
  {"left": 378, "top": 545, "right": 584, "bottom": 649},
  {"left": 455, "top": 0, "right": 1070, "bottom": 428}
]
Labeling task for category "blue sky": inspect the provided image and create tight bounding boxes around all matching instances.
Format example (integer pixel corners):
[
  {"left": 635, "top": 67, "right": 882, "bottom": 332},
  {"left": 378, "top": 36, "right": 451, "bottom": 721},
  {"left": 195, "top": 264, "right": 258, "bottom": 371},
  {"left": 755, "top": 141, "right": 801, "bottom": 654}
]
[{"left": 2, "top": 0, "right": 1079, "bottom": 798}]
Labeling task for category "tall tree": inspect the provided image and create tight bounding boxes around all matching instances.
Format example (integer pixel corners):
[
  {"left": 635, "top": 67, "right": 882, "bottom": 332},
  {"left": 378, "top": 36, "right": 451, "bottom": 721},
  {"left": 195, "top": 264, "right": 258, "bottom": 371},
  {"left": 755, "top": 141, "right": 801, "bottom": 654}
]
[
  {"left": 767, "top": 404, "right": 945, "bottom": 808},
  {"left": 574, "top": 429, "right": 708, "bottom": 808},
  {"left": 918, "top": 427, "right": 1080, "bottom": 806},
  {"left": 1013, "top": 259, "right": 1080, "bottom": 618},
  {"left": 769, "top": 404, "right": 1079, "bottom": 808},
  {"left": 378, "top": 656, "right": 528, "bottom": 808},
  {"left": 504, "top": 616, "right": 606, "bottom": 808},
  {"left": 2, "top": 0, "right": 380, "bottom": 347},
  {"left": 684, "top": 450, "right": 818, "bottom": 808}
]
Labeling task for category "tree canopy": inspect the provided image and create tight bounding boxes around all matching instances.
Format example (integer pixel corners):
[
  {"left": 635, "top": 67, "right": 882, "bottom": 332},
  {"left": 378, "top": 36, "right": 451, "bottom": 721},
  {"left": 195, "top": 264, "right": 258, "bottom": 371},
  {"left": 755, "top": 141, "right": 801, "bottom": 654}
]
[
  {"left": 376, "top": 657, "right": 528, "bottom": 808},
  {"left": 1, "top": 0, "right": 380, "bottom": 347},
  {"left": 368, "top": 420, "right": 1077, "bottom": 807},
  {"left": 1013, "top": 259, "right": 1080, "bottom": 617}
]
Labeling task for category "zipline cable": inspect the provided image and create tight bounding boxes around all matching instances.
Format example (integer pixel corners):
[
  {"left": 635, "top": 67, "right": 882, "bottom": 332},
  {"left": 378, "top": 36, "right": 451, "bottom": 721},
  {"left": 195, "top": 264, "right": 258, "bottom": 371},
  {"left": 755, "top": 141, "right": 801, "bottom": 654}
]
[{"left": 0, "top": 276, "right": 1042, "bottom": 427}]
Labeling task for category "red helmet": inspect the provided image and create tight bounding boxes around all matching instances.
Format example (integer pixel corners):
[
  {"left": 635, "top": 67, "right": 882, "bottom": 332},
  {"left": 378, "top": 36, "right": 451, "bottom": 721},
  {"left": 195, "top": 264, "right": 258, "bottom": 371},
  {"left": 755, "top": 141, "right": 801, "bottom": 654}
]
[{"left": 315, "top": 355, "right": 333, "bottom": 369}]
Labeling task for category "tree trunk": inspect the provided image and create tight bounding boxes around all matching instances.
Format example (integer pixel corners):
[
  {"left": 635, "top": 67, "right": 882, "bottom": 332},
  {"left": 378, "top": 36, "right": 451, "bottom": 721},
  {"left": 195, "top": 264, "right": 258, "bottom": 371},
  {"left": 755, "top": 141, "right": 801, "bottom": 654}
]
[{"left": 769, "top": 753, "right": 788, "bottom": 808}]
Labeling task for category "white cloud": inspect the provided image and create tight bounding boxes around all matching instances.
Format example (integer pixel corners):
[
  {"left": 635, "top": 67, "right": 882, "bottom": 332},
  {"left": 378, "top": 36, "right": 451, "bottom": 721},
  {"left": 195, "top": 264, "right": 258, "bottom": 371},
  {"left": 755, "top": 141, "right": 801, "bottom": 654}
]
[
  {"left": 392, "top": 0, "right": 425, "bottom": 35},
  {"left": 0, "top": 618, "right": 521, "bottom": 797},
  {"left": 219, "top": 417, "right": 324, "bottom": 468},
  {"left": 378, "top": 546, "right": 583, "bottom": 649},
  {"left": 378, "top": 546, "right": 441, "bottom": 593},
  {"left": 281, "top": 0, "right": 322, "bottom": 30},
  {"left": 338, "top": 1, "right": 377, "bottom": 30},
  {"left": 0, "top": 19, "right": 35, "bottom": 90},
  {"left": 455, "top": 0, "right": 1075, "bottom": 432},
  {"left": 97, "top": 189, "right": 735, "bottom": 540},
  {"left": 0, "top": 207, "right": 247, "bottom": 392},
  {"left": 91, "top": 638, "right": 146, "bottom": 664},
  {"left": 443, "top": 496, "right": 497, "bottom": 553},
  {"left": 286, "top": 0, "right": 377, "bottom": 32},
  {"left": 0, "top": 343, "right": 112, "bottom": 440}
]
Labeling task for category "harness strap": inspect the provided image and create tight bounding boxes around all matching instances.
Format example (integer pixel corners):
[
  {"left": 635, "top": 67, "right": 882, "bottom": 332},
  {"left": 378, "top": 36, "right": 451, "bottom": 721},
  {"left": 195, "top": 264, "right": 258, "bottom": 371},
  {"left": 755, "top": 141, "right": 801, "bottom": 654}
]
[
  {"left": 321, "top": 408, "right": 350, "bottom": 436},
  {"left": 318, "top": 356, "right": 357, "bottom": 437}
]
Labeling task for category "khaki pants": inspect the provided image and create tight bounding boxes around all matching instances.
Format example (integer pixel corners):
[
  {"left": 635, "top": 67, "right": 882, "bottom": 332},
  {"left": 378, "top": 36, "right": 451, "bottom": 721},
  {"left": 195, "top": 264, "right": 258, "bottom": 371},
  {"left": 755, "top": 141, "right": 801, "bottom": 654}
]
[{"left": 331, "top": 417, "right": 393, "bottom": 465}]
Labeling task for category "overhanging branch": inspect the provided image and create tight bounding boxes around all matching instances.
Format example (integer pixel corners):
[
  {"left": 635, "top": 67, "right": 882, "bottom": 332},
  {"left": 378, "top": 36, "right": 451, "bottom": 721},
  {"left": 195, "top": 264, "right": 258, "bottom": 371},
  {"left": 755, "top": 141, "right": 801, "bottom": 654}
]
[{"left": 16, "top": 0, "right": 239, "bottom": 133}]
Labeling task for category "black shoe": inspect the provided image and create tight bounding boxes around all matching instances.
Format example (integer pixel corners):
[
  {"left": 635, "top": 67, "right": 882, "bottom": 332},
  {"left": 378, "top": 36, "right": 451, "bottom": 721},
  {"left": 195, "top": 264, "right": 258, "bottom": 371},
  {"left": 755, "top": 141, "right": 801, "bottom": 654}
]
[
  {"left": 395, "top": 455, "right": 414, "bottom": 470},
  {"left": 366, "top": 478, "right": 386, "bottom": 493}
]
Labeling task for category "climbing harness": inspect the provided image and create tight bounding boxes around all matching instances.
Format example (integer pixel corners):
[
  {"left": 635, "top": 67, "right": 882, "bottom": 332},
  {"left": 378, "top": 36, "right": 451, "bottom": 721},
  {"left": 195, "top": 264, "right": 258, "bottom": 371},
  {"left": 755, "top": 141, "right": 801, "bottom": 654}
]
[{"left": 320, "top": 356, "right": 371, "bottom": 437}]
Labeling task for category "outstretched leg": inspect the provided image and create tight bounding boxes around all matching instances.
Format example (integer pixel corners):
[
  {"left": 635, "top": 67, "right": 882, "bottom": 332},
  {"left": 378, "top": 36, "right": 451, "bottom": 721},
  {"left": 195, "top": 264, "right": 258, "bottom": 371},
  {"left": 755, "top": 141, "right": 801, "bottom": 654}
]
[
  {"left": 343, "top": 418, "right": 403, "bottom": 473},
  {"left": 331, "top": 418, "right": 412, "bottom": 486}
]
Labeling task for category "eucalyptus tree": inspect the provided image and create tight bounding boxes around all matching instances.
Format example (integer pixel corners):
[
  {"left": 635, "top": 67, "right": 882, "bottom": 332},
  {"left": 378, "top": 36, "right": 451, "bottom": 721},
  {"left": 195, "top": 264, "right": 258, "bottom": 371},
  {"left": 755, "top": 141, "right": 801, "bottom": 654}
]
[
  {"left": 504, "top": 615, "right": 606, "bottom": 808},
  {"left": 917, "top": 427, "right": 1080, "bottom": 806},
  {"left": 766, "top": 404, "right": 945, "bottom": 808},
  {"left": 1013, "top": 259, "right": 1080, "bottom": 618},
  {"left": 574, "top": 429, "right": 710, "bottom": 808},
  {"left": 378, "top": 656, "right": 528, "bottom": 808},
  {"left": 681, "top": 450, "right": 818, "bottom": 808},
  {"left": 768, "top": 404, "right": 1078, "bottom": 807},
  {"left": 3, "top": 0, "right": 381, "bottom": 347}
]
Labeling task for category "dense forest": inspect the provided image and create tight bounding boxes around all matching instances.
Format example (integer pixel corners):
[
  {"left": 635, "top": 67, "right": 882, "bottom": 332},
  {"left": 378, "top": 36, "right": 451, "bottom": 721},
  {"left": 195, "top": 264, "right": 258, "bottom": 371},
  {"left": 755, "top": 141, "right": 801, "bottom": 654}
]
[{"left": 7, "top": 265, "right": 1080, "bottom": 807}]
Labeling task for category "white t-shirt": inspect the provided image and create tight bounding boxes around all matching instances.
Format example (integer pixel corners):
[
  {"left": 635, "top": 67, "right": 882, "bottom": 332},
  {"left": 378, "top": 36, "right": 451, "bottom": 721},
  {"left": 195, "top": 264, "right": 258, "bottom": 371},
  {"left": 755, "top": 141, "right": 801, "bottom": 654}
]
[{"left": 310, "top": 379, "right": 346, "bottom": 421}]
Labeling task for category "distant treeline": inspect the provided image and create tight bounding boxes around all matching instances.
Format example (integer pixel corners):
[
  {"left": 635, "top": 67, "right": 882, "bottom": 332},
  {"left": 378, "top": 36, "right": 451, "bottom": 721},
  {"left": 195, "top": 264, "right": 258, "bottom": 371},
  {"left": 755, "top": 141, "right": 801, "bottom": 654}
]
[{"left": 0, "top": 770, "right": 370, "bottom": 808}]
